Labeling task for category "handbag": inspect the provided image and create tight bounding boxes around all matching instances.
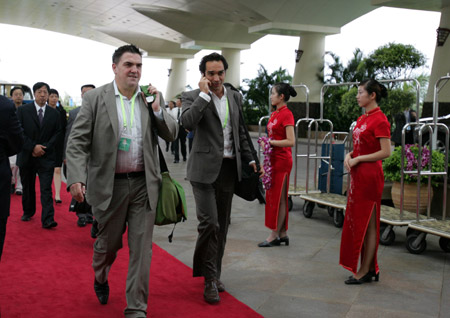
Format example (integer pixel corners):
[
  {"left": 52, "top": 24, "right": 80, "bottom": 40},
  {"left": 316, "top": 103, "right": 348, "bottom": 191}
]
[
  {"left": 154, "top": 145, "right": 187, "bottom": 242},
  {"left": 146, "top": 95, "right": 187, "bottom": 242},
  {"left": 234, "top": 101, "right": 266, "bottom": 203},
  {"left": 155, "top": 145, "right": 187, "bottom": 226}
]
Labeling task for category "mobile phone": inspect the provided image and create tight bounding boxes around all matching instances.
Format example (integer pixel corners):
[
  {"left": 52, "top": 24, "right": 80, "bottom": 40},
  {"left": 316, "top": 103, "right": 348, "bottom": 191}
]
[{"left": 140, "top": 85, "right": 155, "bottom": 103}]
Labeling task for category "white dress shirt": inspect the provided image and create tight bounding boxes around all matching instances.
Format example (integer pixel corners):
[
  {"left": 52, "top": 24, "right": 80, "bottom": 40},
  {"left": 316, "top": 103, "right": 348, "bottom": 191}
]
[
  {"left": 200, "top": 86, "right": 234, "bottom": 158},
  {"left": 114, "top": 81, "right": 144, "bottom": 173}
]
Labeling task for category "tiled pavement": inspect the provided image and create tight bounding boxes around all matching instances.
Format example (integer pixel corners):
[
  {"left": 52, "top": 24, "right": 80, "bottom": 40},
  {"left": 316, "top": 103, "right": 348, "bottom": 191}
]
[{"left": 153, "top": 136, "right": 450, "bottom": 318}]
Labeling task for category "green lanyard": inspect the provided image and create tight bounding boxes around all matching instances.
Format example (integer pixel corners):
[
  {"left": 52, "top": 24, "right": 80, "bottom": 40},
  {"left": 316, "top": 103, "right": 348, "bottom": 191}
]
[
  {"left": 222, "top": 98, "right": 229, "bottom": 129},
  {"left": 119, "top": 92, "right": 137, "bottom": 129}
]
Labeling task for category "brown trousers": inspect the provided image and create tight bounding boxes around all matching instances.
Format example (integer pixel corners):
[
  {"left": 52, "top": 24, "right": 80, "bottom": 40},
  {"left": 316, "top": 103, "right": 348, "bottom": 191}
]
[{"left": 92, "top": 176, "right": 155, "bottom": 318}]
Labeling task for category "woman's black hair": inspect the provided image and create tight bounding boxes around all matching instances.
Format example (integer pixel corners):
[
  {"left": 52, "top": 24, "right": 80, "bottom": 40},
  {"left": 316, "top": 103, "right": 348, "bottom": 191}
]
[
  {"left": 49, "top": 88, "right": 59, "bottom": 97},
  {"left": 359, "top": 79, "right": 387, "bottom": 103},
  {"left": 272, "top": 82, "right": 297, "bottom": 102}
]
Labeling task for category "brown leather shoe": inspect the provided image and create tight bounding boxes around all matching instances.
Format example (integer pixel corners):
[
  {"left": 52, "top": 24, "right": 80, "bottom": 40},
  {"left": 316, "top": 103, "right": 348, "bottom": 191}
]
[
  {"left": 215, "top": 279, "right": 225, "bottom": 292},
  {"left": 204, "top": 279, "right": 220, "bottom": 304}
]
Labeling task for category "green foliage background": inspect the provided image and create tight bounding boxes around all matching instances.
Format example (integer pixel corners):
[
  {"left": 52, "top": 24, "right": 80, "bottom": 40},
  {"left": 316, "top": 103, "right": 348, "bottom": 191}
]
[
  {"left": 321, "top": 42, "right": 427, "bottom": 132},
  {"left": 239, "top": 65, "right": 292, "bottom": 125}
]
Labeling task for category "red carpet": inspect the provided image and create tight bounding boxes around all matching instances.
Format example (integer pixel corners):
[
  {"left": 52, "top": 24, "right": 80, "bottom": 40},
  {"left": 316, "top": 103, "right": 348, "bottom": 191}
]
[{"left": 0, "top": 183, "right": 262, "bottom": 318}]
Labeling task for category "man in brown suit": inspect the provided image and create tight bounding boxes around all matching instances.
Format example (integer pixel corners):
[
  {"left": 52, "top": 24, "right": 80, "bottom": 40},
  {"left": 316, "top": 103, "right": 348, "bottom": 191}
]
[{"left": 66, "top": 44, "right": 177, "bottom": 317}]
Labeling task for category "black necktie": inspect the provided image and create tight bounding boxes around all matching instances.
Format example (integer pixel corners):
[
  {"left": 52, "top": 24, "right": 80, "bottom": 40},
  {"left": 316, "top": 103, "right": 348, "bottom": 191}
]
[
  {"left": 38, "top": 108, "right": 44, "bottom": 126},
  {"left": 177, "top": 107, "right": 180, "bottom": 119}
]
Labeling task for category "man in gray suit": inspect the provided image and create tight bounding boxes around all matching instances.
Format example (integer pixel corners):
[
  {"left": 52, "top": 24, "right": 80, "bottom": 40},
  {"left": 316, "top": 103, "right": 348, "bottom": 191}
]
[
  {"left": 66, "top": 44, "right": 177, "bottom": 317},
  {"left": 181, "top": 53, "right": 257, "bottom": 304}
]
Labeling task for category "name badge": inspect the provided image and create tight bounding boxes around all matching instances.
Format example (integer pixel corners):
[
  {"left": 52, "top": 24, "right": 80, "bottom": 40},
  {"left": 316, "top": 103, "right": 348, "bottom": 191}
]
[{"left": 119, "top": 137, "right": 131, "bottom": 152}]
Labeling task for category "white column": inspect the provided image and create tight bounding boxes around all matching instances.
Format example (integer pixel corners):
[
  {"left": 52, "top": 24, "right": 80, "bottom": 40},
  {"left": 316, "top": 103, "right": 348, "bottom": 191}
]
[
  {"left": 165, "top": 58, "right": 187, "bottom": 101},
  {"left": 292, "top": 34, "right": 326, "bottom": 102},
  {"left": 221, "top": 48, "right": 241, "bottom": 88},
  {"left": 426, "top": 5, "right": 450, "bottom": 102}
]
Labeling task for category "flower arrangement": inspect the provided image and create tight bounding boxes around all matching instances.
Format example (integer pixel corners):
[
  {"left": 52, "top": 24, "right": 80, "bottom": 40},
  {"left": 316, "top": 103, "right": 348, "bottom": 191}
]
[
  {"left": 382, "top": 144, "right": 446, "bottom": 186},
  {"left": 258, "top": 136, "right": 273, "bottom": 190}
]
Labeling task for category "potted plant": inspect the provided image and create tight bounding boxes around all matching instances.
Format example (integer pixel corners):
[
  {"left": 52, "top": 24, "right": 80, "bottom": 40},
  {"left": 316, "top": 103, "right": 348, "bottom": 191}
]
[{"left": 382, "top": 144, "right": 446, "bottom": 213}]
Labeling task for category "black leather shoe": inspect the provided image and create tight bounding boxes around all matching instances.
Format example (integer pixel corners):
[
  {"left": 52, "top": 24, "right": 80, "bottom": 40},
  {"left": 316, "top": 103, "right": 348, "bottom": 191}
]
[
  {"left": 15, "top": 190, "right": 22, "bottom": 195},
  {"left": 258, "top": 238, "right": 281, "bottom": 247},
  {"left": 215, "top": 279, "right": 225, "bottom": 292},
  {"left": 42, "top": 221, "right": 57, "bottom": 229},
  {"left": 21, "top": 215, "right": 31, "bottom": 221},
  {"left": 347, "top": 271, "right": 380, "bottom": 282},
  {"left": 279, "top": 236, "right": 290, "bottom": 246},
  {"left": 345, "top": 272, "right": 373, "bottom": 285},
  {"left": 370, "top": 270, "right": 380, "bottom": 282},
  {"left": 86, "top": 216, "right": 94, "bottom": 224},
  {"left": 204, "top": 279, "right": 220, "bottom": 304},
  {"left": 77, "top": 217, "right": 87, "bottom": 227},
  {"left": 55, "top": 199, "right": 62, "bottom": 204},
  {"left": 94, "top": 280, "right": 109, "bottom": 305},
  {"left": 173, "top": 159, "right": 179, "bottom": 163}
]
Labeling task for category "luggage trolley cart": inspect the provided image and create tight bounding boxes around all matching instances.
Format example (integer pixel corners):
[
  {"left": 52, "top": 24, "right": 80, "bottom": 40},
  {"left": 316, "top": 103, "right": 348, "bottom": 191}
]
[
  {"left": 288, "top": 84, "right": 322, "bottom": 211},
  {"left": 405, "top": 75, "right": 450, "bottom": 254},
  {"left": 299, "top": 82, "right": 359, "bottom": 227},
  {"left": 375, "top": 78, "right": 434, "bottom": 245}
]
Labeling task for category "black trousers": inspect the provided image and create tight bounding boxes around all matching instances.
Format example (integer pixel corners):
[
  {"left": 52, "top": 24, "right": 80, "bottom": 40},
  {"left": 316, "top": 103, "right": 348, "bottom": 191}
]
[
  {"left": 173, "top": 128, "right": 187, "bottom": 161},
  {"left": 0, "top": 159, "right": 11, "bottom": 261},
  {"left": 20, "top": 162, "right": 55, "bottom": 225},
  {"left": 191, "top": 158, "right": 237, "bottom": 280}
]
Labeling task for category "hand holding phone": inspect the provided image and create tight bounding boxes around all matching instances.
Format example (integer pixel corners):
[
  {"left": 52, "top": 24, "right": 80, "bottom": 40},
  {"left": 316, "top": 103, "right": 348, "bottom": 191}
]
[
  {"left": 199, "top": 75, "right": 211, "bottom": 94},
  {"left": 141, "top": 84, "right": 160, "bottom": 111},
  {"left": 140, "top": 85, "right": 155, "bottom": 103}
]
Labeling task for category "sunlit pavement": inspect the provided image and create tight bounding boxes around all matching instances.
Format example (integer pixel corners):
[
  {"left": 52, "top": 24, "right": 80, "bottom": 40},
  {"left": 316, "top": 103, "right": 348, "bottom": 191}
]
[{"left": 153, "top": 135, "right": 450, "bottom": 318}]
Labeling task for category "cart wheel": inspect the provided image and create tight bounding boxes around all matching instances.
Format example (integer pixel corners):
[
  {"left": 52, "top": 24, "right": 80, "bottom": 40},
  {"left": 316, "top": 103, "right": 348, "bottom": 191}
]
[
  {"left": 406, "top": 228, "right": 417, "bottom": 237},
  {"left": 302, "top": 201, "right": 315, "bottom": 218},
  {"left": 406, "top": 233, "right": 427, "bottom": 254},
  {"left": 327, "top": 207, "right": 335, "bottom": 217},
  {"left": 288, "top": 196, "right": 293, "bottom": 211},
  {"left": 333, "top": 209, "right": 344, "bottom": 228},
  {"left": 379, "top": 224, "right": 395, "bottom": 246},
  {"left": 439, "top": 237, "right": 450, "bottom": 253}
]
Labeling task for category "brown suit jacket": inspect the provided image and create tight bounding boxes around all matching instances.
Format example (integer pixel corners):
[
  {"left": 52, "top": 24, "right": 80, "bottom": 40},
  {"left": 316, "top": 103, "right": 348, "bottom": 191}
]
[{"left": 66, "top": 81, "right": 178, "bottom": 222}]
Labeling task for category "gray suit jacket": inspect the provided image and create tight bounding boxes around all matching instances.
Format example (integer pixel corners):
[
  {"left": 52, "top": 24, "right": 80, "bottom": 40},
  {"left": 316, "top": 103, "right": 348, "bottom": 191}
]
[
  {"left": 181, "top": 88, "right": 253, "bottom": 184},
  {"left": 66, "top": 82, "right": 178, "bottom": 220}
]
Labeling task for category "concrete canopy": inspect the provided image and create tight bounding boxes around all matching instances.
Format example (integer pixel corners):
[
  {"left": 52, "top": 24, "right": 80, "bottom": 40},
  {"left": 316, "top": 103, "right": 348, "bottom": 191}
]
[
  {"left": 0, "top": 0, "right": 446, "bottom": 102},
  {"left": 0, "top": 0, "right": 379, "bottom": 56}
]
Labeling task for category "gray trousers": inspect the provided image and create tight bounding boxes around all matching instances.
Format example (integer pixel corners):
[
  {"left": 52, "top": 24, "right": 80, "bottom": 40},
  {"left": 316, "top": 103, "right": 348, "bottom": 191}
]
[
  {"left": 191, "top": 158, "right": 237, "bottom": 280},
  {"left": 92, "top": 176, "right": 155, "bottom": 318}
]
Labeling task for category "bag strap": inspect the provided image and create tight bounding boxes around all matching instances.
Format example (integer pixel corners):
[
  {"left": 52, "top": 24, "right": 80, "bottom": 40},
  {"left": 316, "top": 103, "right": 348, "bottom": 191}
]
[
  {"left": 157, "top": 145, "right": 168, "bottom": 173},
  {"left": 146, "top": 94, "right": 169, "bottom": 173}
]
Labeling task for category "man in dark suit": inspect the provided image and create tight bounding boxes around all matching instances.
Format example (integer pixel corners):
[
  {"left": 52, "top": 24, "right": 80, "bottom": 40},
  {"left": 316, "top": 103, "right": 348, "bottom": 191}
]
[
  {"left": 172, "top": 97, "right": 187, "bottom": 163},
  {"left": 63, "top": 84, "right": 96, "bottom": 228},
  {"left": 9, "top": 87, "right": 25, "bottom": 195},
  {"left": 17, "top": 82, "right": 61, "bottom": 229},
  {"left": 0, "top": 95, "right": 24, "bottom": 261},
  {"left": 392, "top": 108, "right": 417, "bottom": 146},
  {"left": 181, "top": 53, "right": 257, "bottom": 304}
]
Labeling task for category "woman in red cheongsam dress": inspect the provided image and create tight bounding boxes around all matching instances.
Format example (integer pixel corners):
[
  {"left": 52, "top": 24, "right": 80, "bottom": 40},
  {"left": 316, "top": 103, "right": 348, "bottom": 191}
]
[
  {"left": 258, "top": 83, "right": 295, "bottom": 247},
  {"left": 340, "top": 79, "right": 391, "bottom": 284}
]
